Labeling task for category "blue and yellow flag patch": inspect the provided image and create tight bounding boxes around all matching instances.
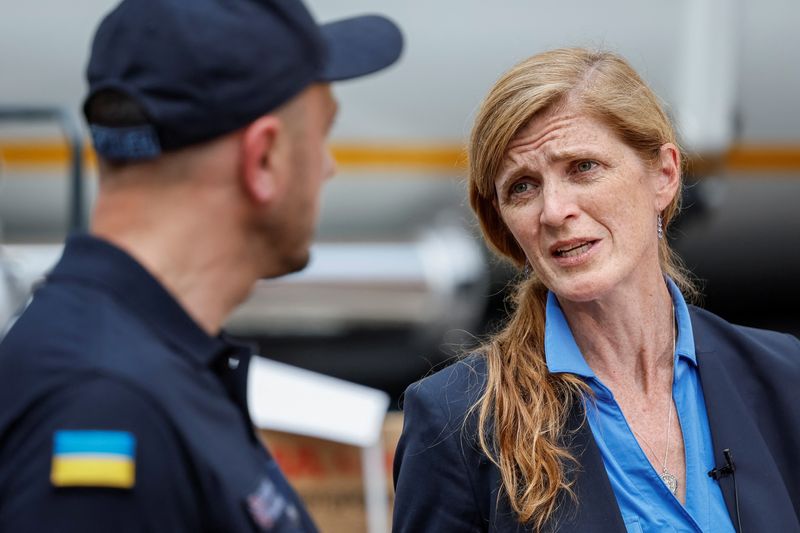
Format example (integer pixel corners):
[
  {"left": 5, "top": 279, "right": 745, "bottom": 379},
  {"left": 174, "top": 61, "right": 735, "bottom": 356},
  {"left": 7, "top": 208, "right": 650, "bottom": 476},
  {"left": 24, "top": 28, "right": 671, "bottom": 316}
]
[{"left": 51, "top": 430, "right": 136, "bottom": 489}]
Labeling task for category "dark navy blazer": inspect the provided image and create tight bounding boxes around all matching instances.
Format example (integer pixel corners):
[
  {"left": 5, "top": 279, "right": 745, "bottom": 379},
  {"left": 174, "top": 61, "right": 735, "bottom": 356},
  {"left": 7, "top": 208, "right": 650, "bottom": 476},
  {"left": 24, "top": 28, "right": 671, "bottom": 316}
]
[{"left": 393, "top": 306, "right": 800, "bottom": 532}]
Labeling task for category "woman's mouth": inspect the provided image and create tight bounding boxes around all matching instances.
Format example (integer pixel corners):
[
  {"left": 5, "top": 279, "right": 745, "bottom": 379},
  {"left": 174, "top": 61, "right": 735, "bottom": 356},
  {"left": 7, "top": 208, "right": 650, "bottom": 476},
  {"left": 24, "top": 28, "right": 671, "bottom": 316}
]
[
  {"left": 554, "top": 242, "right": 593, "bottom": 257},
  {"left": 550, "top": 239, "right": 599, "bottom": 266}
]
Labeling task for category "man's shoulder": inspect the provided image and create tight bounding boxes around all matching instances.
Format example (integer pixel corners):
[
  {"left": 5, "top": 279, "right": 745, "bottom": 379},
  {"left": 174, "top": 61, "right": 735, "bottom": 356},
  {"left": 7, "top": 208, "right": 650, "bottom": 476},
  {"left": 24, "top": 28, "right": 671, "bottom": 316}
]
[
  {"left": 0, "top": 280, "right": 189, "bottom": 433},
  {"left": 0, "top": 374, "right": 205, "bottom": 532},
  {"left": 0, "top": 373, "right": 185, "bottom": 483},
  {"left": 3, "top": 277, "right": 175, "bottom": 370}
]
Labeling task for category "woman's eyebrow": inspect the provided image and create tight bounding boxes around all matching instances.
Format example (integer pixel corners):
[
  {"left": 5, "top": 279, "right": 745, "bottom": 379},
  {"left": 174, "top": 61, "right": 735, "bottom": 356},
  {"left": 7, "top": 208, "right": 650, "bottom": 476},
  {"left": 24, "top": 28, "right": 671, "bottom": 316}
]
[
  {"left": 546, "top": 148, "right": 582, "bottom": 163},
  {"left": 497, "top": 146, "right": 595, "bottom": 188},
  {"left": 545, "top": 143, "right": 606, "bottom": 164},
  {"left": 495, "top": 166, "right": 527, "bottom": 192}
]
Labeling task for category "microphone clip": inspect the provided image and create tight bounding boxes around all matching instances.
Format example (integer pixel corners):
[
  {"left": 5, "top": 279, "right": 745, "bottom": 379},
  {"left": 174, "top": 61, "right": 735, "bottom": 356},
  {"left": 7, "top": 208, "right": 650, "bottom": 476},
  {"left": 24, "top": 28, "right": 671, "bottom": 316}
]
[{"left": 708, "top": 448, "right": 735, "bottom": 480}]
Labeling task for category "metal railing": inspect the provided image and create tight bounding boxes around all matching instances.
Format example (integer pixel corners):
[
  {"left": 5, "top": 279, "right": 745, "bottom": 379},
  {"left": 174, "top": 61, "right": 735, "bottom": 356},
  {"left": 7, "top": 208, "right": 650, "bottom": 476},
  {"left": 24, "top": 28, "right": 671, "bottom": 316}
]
[{"left": 0, "top": 106, "right": 86, "bottom": 232}]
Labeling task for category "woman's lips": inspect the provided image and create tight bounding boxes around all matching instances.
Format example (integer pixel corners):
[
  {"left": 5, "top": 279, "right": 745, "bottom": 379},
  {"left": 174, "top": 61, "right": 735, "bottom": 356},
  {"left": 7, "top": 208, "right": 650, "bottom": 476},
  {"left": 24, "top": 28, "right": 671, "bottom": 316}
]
[
  {"left": 550, "top": 239, "right": 599, "bottom": 266},
  {"left": 555, "top": 241, "right": 592, "bottom": 257}
]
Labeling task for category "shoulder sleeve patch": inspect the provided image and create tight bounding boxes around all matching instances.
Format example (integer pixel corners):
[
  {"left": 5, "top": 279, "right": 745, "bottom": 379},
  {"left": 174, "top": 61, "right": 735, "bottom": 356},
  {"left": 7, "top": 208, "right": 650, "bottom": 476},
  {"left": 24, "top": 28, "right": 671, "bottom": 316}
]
[{"left": 50, "top": 430, "right": 136, "bottom": 489}]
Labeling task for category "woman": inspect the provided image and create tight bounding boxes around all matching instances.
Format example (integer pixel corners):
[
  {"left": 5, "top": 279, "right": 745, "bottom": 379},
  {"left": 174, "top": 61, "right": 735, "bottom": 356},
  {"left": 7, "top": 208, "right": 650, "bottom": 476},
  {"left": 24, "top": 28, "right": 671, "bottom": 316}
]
[{"left": 393, "top": 48, "right": 800, "bottom": 532}]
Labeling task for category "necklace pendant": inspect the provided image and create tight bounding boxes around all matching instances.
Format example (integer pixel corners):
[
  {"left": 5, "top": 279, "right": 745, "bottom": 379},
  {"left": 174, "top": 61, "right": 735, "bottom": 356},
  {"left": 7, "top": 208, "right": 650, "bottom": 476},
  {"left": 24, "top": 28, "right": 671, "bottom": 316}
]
[{"left": 661, "top": 470, "right": 678, "bottom": 495}]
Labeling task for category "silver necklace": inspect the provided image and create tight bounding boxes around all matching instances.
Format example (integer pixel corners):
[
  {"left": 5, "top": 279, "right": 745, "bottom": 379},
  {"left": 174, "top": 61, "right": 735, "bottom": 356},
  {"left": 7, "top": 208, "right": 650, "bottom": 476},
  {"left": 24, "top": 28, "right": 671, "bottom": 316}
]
[
  {"left": 635, "top": 400, "right": 677, "bottom": 494},
  {"left": 632, "top": 305, "right": 678, "bottom": 495}
]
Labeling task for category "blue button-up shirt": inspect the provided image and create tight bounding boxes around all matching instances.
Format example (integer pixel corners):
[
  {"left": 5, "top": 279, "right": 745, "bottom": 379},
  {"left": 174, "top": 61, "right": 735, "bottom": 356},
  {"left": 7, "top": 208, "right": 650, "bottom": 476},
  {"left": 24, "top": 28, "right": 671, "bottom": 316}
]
[{"left": 544, "top": 280, "right": 735, "bottom": 532}]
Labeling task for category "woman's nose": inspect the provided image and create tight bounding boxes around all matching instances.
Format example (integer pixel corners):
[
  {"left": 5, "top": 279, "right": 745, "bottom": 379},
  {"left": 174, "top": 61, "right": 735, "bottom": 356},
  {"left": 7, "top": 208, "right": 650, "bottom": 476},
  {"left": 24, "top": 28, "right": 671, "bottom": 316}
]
[{"left": 539, "top": 182, "right": 579, "bottom": 227}]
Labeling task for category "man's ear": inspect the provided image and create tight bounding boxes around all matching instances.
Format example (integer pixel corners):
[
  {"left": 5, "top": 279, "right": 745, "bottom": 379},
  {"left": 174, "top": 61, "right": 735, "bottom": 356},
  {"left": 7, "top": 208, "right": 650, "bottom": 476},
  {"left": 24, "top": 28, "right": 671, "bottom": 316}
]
[
  {"left": 240, "top": 115, "right": 283, "bottom": 204},
  {"left": 654, "top": 142, "right": 681, "bottom": 211}
]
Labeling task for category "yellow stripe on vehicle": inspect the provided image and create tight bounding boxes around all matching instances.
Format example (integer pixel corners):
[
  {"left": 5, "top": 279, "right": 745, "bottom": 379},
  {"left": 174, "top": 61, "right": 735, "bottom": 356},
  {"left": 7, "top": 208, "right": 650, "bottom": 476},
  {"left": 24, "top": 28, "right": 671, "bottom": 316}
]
[{"left": 3, "top": 139, "right": 800, "bottom": 174}]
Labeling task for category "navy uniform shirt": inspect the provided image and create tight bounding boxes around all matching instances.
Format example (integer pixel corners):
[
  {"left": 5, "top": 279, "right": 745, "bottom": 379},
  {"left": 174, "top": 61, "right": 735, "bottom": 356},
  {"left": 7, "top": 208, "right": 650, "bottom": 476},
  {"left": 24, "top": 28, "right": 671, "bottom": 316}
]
[{"left": 0, "top": 234, "right": 318, "bottom": 532}]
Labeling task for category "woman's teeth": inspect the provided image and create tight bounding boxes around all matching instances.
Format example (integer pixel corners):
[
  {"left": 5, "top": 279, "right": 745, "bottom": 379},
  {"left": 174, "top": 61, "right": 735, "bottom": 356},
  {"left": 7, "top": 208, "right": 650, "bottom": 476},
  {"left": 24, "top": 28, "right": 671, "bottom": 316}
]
[{"left": 556, "top": 242, "right": 591, "bottom": 257}]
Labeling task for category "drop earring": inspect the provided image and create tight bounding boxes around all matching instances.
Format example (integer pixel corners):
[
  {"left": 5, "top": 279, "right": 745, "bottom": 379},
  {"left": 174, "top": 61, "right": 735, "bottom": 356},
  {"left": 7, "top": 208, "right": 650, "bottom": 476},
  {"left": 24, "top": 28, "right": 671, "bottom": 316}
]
[{"left": 657, "top": 213, "right": 664, "bottom": 240}]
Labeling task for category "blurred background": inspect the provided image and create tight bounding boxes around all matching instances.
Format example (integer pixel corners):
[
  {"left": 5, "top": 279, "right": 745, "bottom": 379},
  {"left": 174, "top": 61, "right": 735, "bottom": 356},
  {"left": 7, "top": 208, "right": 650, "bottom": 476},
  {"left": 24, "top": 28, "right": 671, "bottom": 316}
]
[{"left": 1, "top": 0, "right": 799, "bottom": 406}]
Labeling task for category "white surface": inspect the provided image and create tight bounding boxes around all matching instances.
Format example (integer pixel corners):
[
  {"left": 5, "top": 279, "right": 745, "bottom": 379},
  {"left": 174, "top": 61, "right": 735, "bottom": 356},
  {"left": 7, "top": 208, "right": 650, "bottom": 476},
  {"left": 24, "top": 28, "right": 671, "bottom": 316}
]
[
  {"left": 0, "top": 244, "right": 62, "bottom": 333},
  {"left": 247, "top": 356, "right": 389, "bottom": 448},
  {"left": 277, "top": 242, "right": 426, "bottom": 284},
  {"left": 1, "top": 244, "right": 62, "bottom": 287},
  {"left": 675, "top": 0, "right": 738, "bottom": 152},
  {"left": 1, "top": 0, "right": 746, "bottom": 150},
  {"left": 362, "top": 441, "right": 390, "bottom": 533}
]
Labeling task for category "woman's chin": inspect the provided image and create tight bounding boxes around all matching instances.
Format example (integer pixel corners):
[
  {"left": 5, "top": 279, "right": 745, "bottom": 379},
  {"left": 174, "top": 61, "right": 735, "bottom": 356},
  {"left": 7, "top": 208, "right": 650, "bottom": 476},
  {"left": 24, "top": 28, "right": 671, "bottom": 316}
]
[{"left": 547, "top": 274, "right": 615, "bottom": 304}]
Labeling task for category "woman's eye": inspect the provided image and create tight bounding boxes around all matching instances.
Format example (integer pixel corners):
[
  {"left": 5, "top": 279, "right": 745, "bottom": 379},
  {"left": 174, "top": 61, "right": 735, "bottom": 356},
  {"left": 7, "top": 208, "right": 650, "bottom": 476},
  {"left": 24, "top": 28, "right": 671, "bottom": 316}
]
[
  {"left": 575, "top": 160, "right": 597, "bottom": 173},
  {"left": 511, "top": 182, "right": 533, "bottom": 195}
]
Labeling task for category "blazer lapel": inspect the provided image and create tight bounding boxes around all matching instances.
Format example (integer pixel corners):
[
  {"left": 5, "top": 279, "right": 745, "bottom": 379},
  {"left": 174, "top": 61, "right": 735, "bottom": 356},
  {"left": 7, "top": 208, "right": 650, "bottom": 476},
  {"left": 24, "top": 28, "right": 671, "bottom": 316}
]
[
  {"left": 550, "top": 404, "right": 627, "bottom": 532},
  {"left": 693, "top": 312, "right": 800, "bottom": 532}
]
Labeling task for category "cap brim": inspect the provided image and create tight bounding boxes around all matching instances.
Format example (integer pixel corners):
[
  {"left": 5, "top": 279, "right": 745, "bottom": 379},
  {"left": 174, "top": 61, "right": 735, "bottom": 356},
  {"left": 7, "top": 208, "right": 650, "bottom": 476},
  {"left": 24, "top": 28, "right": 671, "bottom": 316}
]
[{"left": 319, "top": 15, "right": 403, "bottom": 82}]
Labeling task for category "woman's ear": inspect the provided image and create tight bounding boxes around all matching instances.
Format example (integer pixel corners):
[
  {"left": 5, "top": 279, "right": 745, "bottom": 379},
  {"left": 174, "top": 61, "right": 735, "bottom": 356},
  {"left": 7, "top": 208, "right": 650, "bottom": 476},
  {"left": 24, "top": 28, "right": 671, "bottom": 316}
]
[
  {"left": 654, "top": 142, "right": 681, "bottom": 211},
  {"left": 240, "top": 115, "right": 283, "bottom": 204}
]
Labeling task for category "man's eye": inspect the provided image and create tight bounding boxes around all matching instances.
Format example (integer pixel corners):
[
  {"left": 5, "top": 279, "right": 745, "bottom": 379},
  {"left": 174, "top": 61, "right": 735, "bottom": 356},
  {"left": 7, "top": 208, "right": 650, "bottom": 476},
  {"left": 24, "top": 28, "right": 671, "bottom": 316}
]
[{"left": 575, "top": 160, "right": 597, "bottom": 173}]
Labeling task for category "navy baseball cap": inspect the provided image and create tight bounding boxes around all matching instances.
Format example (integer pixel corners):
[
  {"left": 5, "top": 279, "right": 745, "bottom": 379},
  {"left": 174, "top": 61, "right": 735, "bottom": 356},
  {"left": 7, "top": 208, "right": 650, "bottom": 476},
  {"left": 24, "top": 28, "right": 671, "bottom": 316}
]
[{"left": 84, "top": 0, "right": 403, "bottom": 161}]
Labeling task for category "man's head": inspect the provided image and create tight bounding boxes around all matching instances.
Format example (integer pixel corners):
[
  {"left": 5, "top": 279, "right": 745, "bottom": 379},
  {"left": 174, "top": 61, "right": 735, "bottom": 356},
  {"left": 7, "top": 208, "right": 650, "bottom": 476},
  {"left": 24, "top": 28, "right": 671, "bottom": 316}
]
[
  {"left": 238, "top": 83, "right": 339, "bottom": 275},
  {"left": 84, "top": 0, "right": 402, "bottom": 161},
  {"left": 83, "top": 0, "right": 402, "bottom": 278}
]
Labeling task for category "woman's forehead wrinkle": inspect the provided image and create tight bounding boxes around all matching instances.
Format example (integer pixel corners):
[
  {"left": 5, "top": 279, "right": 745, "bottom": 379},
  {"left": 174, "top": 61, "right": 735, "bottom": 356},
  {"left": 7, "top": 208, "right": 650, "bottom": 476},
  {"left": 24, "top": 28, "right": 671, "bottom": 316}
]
[
  {"left": 498, "top": 109, "right": 606, "bottom": 190},
  {"left": 501, "top": 114, "right": 578, "bottom": 178},
  {"left": 509, "top": 113, "right": 579, "bottom": 154}
]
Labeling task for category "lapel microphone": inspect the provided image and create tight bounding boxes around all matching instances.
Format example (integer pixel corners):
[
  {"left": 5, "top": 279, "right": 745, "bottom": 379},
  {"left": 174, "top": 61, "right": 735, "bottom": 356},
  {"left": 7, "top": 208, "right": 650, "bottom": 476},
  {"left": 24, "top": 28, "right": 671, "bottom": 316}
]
[
  {"left": 708, "top": 449, "right": 743, "bottom": 533},
  {"left": 708, "top": 448, "right": 735, "bottom": 480}
]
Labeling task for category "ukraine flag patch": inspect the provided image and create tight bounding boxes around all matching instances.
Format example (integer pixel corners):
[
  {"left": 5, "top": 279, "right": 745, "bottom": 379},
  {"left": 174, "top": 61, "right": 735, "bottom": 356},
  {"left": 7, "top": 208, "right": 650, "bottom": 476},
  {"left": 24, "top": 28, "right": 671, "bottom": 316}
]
[{"left": 50, "top": 430, "right": 136, "bottom": 489}]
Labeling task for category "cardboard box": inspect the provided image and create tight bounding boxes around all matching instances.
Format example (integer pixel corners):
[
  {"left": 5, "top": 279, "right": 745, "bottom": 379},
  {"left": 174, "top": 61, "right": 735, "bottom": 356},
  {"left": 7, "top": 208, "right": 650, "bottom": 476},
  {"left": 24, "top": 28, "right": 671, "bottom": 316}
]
[
  {"left": 249, "top": 357, "right": 404, "bottom": 533},
  {"left": 261, "top": 413, "right": 403, "bottom": 533}
]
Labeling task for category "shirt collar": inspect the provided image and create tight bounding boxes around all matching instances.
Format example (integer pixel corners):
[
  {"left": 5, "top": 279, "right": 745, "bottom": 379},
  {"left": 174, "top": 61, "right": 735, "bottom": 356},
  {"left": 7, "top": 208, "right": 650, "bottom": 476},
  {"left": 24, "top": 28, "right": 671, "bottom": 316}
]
[
  {"left": 667, "top": 277, "right": 697, "bottom": 365},
  {"left": 544, "top": 277, "right": 697, "bottom": 376},
  {"left": 544, "top": 291, "right": 595, "bottom": 377},
  {"left": 47, "top": 233, "right": 244, "bottom": 367}
]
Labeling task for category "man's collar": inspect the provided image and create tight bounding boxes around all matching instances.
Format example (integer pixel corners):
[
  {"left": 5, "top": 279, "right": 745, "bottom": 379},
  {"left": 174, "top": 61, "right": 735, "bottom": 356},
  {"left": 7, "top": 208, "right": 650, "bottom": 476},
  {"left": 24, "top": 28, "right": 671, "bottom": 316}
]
[{"left": 47, "top": 233, "right": 241, "bottom": 367}]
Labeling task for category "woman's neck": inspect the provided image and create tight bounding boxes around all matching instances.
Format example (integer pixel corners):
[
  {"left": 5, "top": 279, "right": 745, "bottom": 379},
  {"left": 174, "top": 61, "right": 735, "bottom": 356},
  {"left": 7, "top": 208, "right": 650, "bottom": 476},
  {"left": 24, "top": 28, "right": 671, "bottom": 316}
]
[{"left": 557, "top": 270, "right": 675, "bottom": 396}]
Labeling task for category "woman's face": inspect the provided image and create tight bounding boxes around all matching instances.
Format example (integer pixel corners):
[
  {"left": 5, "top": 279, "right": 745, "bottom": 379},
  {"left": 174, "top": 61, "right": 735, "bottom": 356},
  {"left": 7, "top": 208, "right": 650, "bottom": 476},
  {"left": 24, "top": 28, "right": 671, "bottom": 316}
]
[{"left": 493, "top": 103, "right": 677, "bottom": 303}]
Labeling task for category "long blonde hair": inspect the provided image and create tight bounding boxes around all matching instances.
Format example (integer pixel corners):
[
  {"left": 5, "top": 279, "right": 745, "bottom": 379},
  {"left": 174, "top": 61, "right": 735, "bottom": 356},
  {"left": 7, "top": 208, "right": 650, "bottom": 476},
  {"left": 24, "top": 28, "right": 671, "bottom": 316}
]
[{"left": 468, "top": 48, "right": 696, "bottom": 529}]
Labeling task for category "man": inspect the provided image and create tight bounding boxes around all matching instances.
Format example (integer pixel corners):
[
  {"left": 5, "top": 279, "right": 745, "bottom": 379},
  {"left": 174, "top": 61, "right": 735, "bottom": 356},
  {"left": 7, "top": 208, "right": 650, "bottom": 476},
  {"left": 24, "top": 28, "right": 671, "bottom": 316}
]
[{"left": 0, "top": 0, "right": 402, "bottom": 531}]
